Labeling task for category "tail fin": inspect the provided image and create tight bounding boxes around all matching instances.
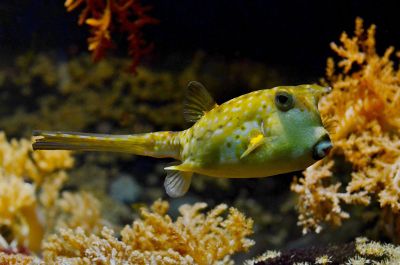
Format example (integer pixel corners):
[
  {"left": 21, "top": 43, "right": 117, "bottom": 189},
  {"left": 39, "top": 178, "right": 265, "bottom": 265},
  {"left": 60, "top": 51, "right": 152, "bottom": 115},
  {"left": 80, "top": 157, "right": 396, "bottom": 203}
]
[{"left": 32, "top": 130, "right": 181, "bottom": 159}]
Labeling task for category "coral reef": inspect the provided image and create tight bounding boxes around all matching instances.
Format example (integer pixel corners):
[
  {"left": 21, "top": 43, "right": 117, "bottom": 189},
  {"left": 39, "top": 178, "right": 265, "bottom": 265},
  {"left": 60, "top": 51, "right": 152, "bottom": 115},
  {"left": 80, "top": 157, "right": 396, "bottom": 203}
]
[
  {"left": 0, "top": 129, "right": 256, "bottom": 262},
  {"left": 65, "top": 0, "right": 158, "bottom": 72},
  {"left": 0, "top": 131, "right": 255, "bottom": 263},
  {"left": 0, "top": 54, "right": 286, "bottom": 240},
  {"left": 245, "top": 237, "right": 400, "bottom": 265},
  {"left": 291, "top": 18, "right": 400, "bottom": 237}
]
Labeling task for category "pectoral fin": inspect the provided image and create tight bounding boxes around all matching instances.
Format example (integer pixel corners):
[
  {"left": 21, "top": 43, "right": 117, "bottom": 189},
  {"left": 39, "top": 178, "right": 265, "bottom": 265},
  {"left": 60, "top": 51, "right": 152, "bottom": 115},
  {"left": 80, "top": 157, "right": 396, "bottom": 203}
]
[
  {"left": 240, "top": 133, "right": 265, "bottom": 159},
  {"left": 164, "top": 169, "right": 193, "bottom": 198}
]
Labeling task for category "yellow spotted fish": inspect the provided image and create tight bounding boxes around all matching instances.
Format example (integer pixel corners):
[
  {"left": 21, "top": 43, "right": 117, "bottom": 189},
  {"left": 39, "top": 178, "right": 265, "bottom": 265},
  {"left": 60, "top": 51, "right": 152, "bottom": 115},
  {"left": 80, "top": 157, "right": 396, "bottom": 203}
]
[{"left": 33, "top": 82, "right": 332, "bottom": 197}]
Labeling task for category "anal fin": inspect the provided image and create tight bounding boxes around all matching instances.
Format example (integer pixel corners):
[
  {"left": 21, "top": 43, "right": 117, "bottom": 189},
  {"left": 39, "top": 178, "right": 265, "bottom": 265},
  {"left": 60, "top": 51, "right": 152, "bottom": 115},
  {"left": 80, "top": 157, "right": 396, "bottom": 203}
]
[{"left": 164, "top": 170, "right": 193, "bottom": 198}]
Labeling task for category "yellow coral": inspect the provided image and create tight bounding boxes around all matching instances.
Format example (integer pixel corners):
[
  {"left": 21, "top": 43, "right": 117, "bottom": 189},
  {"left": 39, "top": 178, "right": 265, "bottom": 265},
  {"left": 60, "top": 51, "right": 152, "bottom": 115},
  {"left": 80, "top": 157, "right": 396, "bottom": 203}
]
[
  {"left": 0, "top": 132, "right": 73, "bottom": 184},
  {"left": 55, "top": 191, "right": 105, "bottom": 234},
  {"left": 0, "top": 131, "right": 104, "bottom": 253},
  {"left": 42, "top": 200, "right": 254, "bottom": 264},
  {"left": 292, "top": 18, "right": 400, "bottom": 233},
  {"left": 0, "top": 131, "right": 74, "bottom": 251},
  {"left": 291, "top": 161, "right": 370, "bottom": 233},
  {"left": 0, "top": 174, "right": 43, "bottom": 251},
  {"left": 0, "top": 253, "right": 42, "bottom": 265}
]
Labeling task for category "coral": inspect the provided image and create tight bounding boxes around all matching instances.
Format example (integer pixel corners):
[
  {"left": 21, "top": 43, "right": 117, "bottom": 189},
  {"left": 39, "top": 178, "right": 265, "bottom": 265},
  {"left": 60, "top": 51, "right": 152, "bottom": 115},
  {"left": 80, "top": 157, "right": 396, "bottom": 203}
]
[
  {"left": 245, "top": 237, "right": 400, "bottom": 265},
  {"left": 0, "top": 253, "right": 42, "bottom": 265},
  {"left": 0, "top": 175, "right": 41, "bottom": 252},
  {"left": 351, "top": 237, "right": 400, "bottom": 264},
  {"left": 0, "top": 131, "right": 106, "bottom": 254},
  {"left": 0, "top": 132, "right": 75, "bottom": 251},
  {"left": 245, "top": 243, "right": 355, "bottom": 265},
  {"left": 244, "top": 250, "right": 281, "bottom": 265},
  {"left": 0, "top": 132, "right": 73, "bottom": 185},
  {"left": 54, "top": 191, "right": 105, "bottom": 234},
  {"left": 291, "top": 18, "right": 400, "bottom": 234},
  {"left": 65, "top": 0, "right": 158, "bottom": 72},
  {"left": 291, "top": 161, "right": 369, "bottom": 234},
  {"left": 42, "top": 199, "right": 254, "bottom": 265}
]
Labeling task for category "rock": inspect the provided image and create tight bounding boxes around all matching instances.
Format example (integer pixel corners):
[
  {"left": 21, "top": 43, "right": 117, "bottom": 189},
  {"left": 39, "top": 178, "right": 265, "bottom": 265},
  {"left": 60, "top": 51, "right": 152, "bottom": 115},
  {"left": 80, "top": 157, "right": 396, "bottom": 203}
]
[{"left": 110, "top": 174, "right": 141, "bottom": 204}]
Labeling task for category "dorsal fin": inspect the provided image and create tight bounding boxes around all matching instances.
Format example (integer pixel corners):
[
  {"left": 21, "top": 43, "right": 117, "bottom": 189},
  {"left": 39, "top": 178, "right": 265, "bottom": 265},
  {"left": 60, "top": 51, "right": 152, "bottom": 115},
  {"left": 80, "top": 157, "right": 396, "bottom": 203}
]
[{"left": 183, "top": 81, "right": 217, "bottom": 122}]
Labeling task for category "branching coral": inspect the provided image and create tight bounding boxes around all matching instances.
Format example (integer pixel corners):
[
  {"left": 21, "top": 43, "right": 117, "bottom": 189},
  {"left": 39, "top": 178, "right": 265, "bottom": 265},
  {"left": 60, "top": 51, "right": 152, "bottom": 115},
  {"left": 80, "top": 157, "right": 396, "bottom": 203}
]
[
  {"left": 42, "top": 199, "right": 254, "bottom": 265},
  {"left": 65, "top": 0, "right": 158, "bottom": 72},
  {"left": 291, "top": 18, "right": 400, "bottom": 234},
  {"left": 0, "top": 132, "right": 73, "bottom": 185},
  {"left": 291, "top": 161, "right": 370, "bottom": 234},
  {"left": 0, "top": 132, "right": 107, "bottom": 254},
  {"left": 0, "top": 253, "right": 42, "bottom": 265},
  {"left": 54, "top": 191, "right": 105, "bottom": 234},
  {"left": 0, "top": 132, "right": 75, "bottom": 251}
]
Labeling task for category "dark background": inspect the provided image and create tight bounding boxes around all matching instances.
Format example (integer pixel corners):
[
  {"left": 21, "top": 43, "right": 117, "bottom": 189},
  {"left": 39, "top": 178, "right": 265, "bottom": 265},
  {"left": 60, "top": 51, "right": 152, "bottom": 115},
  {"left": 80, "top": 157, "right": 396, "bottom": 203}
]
[{"left": 1, "top": 0, "right": 400, "bottom": 82}]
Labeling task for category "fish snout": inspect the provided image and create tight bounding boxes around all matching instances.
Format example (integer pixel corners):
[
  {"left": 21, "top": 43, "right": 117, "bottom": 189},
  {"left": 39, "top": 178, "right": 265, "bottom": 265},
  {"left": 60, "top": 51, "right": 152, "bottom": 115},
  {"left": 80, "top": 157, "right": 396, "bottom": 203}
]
[{"left": 312, "top": 135, "right": 333, "bottom": 160}]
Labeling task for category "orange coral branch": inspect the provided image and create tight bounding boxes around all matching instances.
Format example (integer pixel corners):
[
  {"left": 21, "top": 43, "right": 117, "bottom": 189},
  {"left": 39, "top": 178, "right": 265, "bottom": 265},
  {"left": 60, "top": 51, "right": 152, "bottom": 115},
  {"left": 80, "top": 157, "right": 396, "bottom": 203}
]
[
  {"left": 65, "top": 0, "right": 158, "bottom": 72},
  {"left": 292, "top": 18, "right": 400, "bottom": 234}
]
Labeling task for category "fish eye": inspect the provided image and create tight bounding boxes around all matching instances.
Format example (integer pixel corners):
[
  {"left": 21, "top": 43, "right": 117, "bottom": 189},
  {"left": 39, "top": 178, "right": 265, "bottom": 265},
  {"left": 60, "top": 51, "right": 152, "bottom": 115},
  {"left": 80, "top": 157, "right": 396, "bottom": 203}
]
[{"left": 275, "top": 91, "right": 294, "bottom": 111}]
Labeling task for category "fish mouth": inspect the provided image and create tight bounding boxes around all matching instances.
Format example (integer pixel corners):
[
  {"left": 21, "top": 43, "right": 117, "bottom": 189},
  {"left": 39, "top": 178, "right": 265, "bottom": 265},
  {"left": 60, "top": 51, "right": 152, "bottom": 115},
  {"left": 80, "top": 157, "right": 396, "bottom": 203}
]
[{"left": 312, "top": 134, "right": 333, "bottom": 160}]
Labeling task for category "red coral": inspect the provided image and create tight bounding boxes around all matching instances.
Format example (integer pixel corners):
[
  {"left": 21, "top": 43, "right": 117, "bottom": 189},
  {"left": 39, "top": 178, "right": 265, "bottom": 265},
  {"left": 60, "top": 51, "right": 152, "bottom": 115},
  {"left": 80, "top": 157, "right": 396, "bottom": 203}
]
[{"left": 65, "top": 0, "right": 158, "bottom": 72}]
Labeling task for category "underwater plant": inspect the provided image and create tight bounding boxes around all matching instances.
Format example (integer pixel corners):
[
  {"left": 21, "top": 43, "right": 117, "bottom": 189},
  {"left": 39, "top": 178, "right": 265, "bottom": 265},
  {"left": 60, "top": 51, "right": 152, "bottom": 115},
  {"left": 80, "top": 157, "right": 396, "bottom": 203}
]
[
  {"left": 292, "top": 18, "right": 400, "bottom": 236},
  {"left": 65, "top": 0, "right": 158, "bottom": 72}
]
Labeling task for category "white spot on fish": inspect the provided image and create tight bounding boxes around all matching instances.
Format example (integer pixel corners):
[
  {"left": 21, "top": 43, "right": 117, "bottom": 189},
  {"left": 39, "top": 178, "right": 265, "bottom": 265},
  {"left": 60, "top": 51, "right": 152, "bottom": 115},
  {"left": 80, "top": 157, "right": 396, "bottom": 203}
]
[
  {"left": 214, "top": 129, "right": 224, "bottom": 135},
  {"left": 232, "top": 107, "right": 241, "bottom": 112}
]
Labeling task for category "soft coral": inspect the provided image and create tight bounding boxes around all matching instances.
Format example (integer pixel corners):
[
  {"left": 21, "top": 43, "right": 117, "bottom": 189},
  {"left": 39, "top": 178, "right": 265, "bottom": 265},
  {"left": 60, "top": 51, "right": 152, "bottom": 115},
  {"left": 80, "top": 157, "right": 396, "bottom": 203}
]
[{"left": 65, "top": 0, "right": 158, "bottom": 72}]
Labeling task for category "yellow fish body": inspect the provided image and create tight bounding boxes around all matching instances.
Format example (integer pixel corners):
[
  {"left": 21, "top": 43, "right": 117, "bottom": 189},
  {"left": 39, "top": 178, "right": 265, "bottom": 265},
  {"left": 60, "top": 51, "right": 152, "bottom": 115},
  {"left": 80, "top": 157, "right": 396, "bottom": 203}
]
[{"left": 33, "top": 82, "right": 332, "bottom": 197}]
